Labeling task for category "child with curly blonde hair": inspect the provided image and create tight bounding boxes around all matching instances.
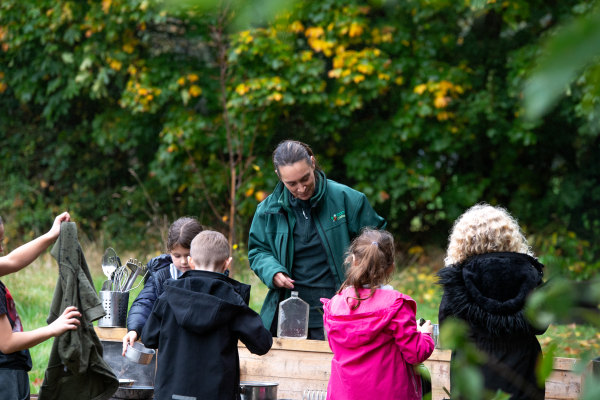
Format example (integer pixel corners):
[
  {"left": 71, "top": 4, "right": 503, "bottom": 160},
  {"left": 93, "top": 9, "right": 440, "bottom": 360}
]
[{"left": 438, "top": 203, "right": 546, "bottom": 400}]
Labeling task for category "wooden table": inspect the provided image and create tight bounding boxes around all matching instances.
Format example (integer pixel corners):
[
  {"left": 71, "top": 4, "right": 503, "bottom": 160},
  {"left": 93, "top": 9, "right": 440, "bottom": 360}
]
[{"left": 94, "top": 328, "right": 586, "bottom": 400}]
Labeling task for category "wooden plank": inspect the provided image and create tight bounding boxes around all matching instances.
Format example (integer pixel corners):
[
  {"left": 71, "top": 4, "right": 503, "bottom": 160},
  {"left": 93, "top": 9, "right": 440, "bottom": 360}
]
[{"left": 95, "top": 326, "right": 127, "bottom": 341}]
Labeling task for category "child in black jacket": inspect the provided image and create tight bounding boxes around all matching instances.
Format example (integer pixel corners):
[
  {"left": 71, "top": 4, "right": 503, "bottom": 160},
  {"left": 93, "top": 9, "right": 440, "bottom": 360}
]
[
  {"left": 437, "top": 203, "right": 547, "bottom": 400},
  {"left": 141, "top": 230, "right": 272, "bottom": 400}
]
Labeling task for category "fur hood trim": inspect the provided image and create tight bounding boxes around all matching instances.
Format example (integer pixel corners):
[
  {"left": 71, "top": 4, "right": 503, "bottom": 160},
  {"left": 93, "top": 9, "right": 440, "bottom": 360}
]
[{"left": 437, "top": 252, "right": 544, "bottom": 337}]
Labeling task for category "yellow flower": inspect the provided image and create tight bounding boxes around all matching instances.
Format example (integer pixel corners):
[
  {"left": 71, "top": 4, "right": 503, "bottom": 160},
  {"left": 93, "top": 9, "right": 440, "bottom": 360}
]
[
  {"left": 333, "top": 56, "right": 344, "bottom": 69},
  {"left": 239, "top": 30, "right": 254, "bottom": 43},
  {"left": 438, "top": 80, "right": 454, "bottom": 93},
  {"left": 235, "top": 83, "right": 249, "bottom": 95},
  {"left": 394, "top": 76, "right": 404, "bottom": 85},
  {"left": 245, "top": 187, "right": 255, "bottom": 197},
  {"left": 122, "top": 43, "right": 134, "bottom": 54},
  {"left": 300, "top": 51, "right": 313, "bottom": 62},
  {"left": 357, "top": 64, "right": 374, "bottom": 75},
  {"left": 434, "top": 95, "right": 449, "bottom": 108},
  {"left": 328, "top": 69, "right": 342, "bottom": 78},
  {"left": 102, "top": 0, "right": 112, "bottom": 14},
  {"left": 187, "top": 74, "right": 199, "bottom": 83},
  {"left": 348, "top": 22, "right": 363, "bottom": 38},
  {"left": 109, "top": 59, "right": 122, "bottom": 71},
  {"left": 305, "top": 26, "right": 324, "bottom": 38},
  {"left": 414, "top": 84, "right": 427, "bottom": 95},
  {"left": 0, "top": 82, "right": 8, "bottom": 93},
  {"left": 352, "top": 74, "right": 365, "bottom": 84},
  {"left": 254, "top": 191, "right": 267, "bottom": 202},
  {"left": 290, "top": 20, "right": 304, "bottom": 33},
  {"left": 378, "top": 73, "right": 390, "bottom": 81},
  {"left": 269, "top": 92, "right": 283, "bottom": 102},
  {"left": 177, "top": 77, "right": 186, "bottom": 86},
  {"left": 189, "top": 85, "right": 202, "bottom": 97}
]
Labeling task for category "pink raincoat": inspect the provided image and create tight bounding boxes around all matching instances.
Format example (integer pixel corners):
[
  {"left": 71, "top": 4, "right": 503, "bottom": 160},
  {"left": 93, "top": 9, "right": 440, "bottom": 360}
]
[{"left": 321, "top": 287, "right": 434, "bottom": 400}]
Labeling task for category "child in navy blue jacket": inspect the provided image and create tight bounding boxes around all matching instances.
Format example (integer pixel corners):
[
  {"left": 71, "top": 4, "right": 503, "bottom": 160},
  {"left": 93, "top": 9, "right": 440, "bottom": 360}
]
[
  {"left": 122, "top": 217, "right": 203, "bottom": 354},
  {"left": 142, "top": 230, "right": 272, "bottom": 400}
]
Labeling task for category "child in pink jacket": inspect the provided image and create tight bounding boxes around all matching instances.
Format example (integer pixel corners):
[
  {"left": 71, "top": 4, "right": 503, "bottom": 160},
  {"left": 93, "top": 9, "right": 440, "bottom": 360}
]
[{"left": 321, "top": 229, "right": 434, "bottom": 400}]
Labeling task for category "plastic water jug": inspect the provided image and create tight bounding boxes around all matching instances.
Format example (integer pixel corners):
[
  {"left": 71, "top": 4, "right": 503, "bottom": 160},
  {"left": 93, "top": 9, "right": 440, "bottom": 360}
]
[{"left": 277, "top": 291, "right": 309, "bottom": 339}]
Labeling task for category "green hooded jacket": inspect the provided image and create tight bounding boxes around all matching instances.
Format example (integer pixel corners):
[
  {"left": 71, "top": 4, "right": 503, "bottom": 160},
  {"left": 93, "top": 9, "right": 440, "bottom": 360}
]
[{"left": 248, "top": 170, "right": 386, "bottom": 331}]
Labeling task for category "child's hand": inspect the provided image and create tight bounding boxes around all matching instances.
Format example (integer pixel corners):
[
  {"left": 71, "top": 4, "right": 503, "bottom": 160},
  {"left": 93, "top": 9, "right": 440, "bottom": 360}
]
[
  {"left": 49, "top": 306, "right": 80, "bottom": 336},
  {"left": 122, "top": 331, "right": 138, "bottom": 356},
  {"left": 48, "top": 212, "right": 71, "bottom": 239},
  {"left": 417, "top": 319, "right": 433, "bottom": 334}
]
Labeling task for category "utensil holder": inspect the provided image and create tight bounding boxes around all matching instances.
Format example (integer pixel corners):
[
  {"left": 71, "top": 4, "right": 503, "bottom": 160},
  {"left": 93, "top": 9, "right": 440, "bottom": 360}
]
[{"left": 98, "top": 290, "right": 129, "bottom": 327}]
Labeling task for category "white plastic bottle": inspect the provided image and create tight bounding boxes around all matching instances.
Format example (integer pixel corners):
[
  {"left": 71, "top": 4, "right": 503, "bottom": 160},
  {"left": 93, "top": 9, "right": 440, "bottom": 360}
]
[{"left": 277, "top": 291, "right": 309, "bottom": 339}]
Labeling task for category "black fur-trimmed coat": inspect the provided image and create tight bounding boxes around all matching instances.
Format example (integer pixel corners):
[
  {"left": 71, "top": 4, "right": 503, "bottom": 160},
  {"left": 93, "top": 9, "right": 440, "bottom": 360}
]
[{"left": 437, "top": 252, "right": 547, "bottom": 400}]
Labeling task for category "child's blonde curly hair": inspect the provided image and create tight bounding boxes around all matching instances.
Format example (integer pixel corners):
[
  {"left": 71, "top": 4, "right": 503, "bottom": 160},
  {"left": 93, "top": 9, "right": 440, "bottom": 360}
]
[{"left": 445, "top": 203, "right": 532, "bottom": 266}]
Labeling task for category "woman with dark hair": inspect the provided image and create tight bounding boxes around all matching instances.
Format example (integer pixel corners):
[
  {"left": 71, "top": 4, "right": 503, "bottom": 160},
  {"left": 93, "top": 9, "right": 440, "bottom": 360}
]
[{"left": 248, "top": 140, "right": 386, "bottom": 340}]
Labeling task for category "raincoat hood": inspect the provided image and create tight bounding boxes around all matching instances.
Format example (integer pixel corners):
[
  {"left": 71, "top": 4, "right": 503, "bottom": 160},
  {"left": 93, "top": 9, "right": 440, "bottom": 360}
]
[
  {"left": 323, "top": 288, "right": 409, "bottom": 348},
  {"left": 163, "top": 270, "right": 251, "bottom": 335}
]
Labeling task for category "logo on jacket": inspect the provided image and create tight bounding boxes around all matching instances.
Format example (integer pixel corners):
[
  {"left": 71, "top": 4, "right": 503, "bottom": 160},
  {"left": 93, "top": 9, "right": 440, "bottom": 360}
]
[{"left": 331, "top": 211, "right": 346, "bottom": 222}]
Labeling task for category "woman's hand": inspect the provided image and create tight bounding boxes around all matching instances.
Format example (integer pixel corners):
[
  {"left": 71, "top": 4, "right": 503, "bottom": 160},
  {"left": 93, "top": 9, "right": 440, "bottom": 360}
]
[
  {"left": 273, "top": 272, "right": 295, "bottom": 289},
  {"left": 48, "top": 306, "right": 81, "bottom": 337},
  {"left": 122, "top": 330, "right": 138, "bottom": 356},
  {"left": 417, "top": 319, "right": 433, "bottom": 334}
]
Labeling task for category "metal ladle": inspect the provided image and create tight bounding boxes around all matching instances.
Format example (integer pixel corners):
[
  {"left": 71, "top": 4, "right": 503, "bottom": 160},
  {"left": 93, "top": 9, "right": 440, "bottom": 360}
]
[{"left": 101, "top": 247, "right": 119, "bottom": 291}]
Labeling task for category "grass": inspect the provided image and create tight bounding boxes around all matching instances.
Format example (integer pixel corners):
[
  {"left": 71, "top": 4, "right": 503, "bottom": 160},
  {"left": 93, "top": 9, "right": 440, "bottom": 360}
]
[{"left": 3, "top": 246, "right": 599, "bottom": 394}]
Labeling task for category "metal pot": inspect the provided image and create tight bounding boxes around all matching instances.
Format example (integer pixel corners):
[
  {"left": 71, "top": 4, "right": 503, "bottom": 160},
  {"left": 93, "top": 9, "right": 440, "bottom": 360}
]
[
  {"left": 239, "top": 381, "right": 278, "bottom": 400},
  {"left": 124, "top": 342, "right": 155, "bottom": 365},
  {"left": 111, "top": 386, "right": 154, "bottom": 400}
]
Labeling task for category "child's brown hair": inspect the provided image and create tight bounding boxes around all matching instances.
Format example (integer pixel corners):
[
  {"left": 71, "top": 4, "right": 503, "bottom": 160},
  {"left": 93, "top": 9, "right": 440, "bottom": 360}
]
[
  {"left": 339, "top": 228, "right": 395, "bottom": 309},
  {"left": 166, "top": 216, "right": 203, "bottom": 252}
]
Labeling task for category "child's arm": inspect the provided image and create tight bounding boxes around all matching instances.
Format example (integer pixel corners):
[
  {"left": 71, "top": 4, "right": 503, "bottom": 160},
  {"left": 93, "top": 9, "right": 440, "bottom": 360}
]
[
  {"left": 0, "top": 306, "right": 80, "bottom": 353},
  {"left": 0, "top": 212, "right": 70, "bottom": 277},
  {"left": 233, "top": 307, "right": 273, "bottom": 355},
  {"left": 390, "top": 298, "right": 434, "bottom": 364}
]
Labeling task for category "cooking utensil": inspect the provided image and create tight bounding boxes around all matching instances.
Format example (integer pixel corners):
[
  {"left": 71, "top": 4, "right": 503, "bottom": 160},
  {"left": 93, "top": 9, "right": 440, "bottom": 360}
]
[
  {"left": 101, "top": 247, "right": 119, "bottom": 280},
  {"left": 113, "top": 264, "right": 130, "bottom": 292},
  {"left": 123, "top": 259, "right": 146, "bottom": 292},
  {"left": 125, "top": 342, "right": 155, "bottom": 365},
  {"left": 239, "top": 381, "right": 278, "bottom": 400}
]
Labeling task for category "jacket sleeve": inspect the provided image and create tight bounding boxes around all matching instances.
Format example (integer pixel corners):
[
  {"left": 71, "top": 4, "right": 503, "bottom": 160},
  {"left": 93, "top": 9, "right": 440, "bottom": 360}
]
[
  {"left": 348, "top": 191, "right": 386, "bottom": 236},
  {"left": 126, "top": 274, "right": 159, "bottom": 336},
  {"left": 232, "top": 306, "right": 273, "bottom": 355},
  {"left": 389, "top": 298, "right": 435, "bottom": 365},
  {"left": 140, "top": 297, "right": 165, "bottom": 350},
  {"left": 248, "top": 207, "right": 288, "bottom": 290},
  {"left": 126, "top": 256, "right": 171, "bottom": 336}
]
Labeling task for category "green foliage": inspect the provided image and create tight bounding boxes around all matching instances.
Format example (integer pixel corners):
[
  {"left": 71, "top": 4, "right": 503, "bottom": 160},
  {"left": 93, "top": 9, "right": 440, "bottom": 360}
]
[
  {"left": 535, "top": 228, "right": 600, "bottom": 281},
  {"left": 1, "top": 0, "right": 600, "bottom": 265}
]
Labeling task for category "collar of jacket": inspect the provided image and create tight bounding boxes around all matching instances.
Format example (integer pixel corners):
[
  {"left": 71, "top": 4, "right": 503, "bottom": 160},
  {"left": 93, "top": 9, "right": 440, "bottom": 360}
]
[{"left": 269, "top": 169, "right": 327, "bottom": 213}]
